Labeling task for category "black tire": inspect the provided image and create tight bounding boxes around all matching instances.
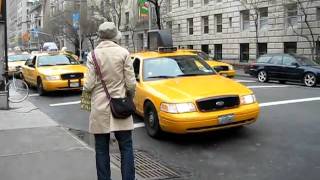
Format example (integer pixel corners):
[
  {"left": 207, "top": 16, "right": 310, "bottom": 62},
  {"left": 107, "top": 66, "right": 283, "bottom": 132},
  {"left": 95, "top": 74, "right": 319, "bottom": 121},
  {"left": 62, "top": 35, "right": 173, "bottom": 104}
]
[
  {"left": 37, "top": 78, "right": 46, "bottom": 96},
  {"left": 144, "top": 102, "right": 162, "bottom": 138},
  {"left": 303, "top": 73, "right": 317, "bottom": 87},
  {"left": 279, "top": 80, "right": 286, "bottom": 84},
  {"left": 257, "top": 70, "right": 269, "bottom": 83}
]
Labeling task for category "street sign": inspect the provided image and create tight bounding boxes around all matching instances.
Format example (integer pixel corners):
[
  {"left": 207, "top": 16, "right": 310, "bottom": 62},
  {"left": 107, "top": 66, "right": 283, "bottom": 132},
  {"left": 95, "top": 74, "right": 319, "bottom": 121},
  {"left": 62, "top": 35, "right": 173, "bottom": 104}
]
[{"left": 72, "top": 12, "right": 80, "bottom": 30}]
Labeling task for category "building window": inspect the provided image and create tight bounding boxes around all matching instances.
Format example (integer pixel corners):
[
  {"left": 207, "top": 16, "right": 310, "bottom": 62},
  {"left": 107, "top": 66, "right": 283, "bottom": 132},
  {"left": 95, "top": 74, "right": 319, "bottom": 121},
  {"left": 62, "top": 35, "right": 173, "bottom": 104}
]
[
  {"left": 188, "top": 18, "right": 193, "bottom": 35},
  {"left": 229, "top": 17, "right": 232, "bottom": 27},
  {"left": 240, "top": 43, "right": 249, "bottom": 62},
  {"left": 202, "top": 44, "right": 209, "bottom": 54},
  {"left": 167, "top": 0, "right": 172, "bottom": 12},
  {"left": 215, "top": 14, "right": 222, "bottom": 33},
  {"left": 259, "top": 7, "right": 268, "bottom": 29},
  {"left": 178, "top": 0, "right": 181, "bottom": 7},
  {"left": 188, "top": 0, "right": 193, "bottom": 7},
  {"left": 284, "top": 42, "right": 297, "bottom": 54},
  {"left": 214, "top": 44, "right": 222, "bottom": 60},
  {"left": 286, "top": 4, "right": 297, "bottom": 26},
  {"left": 125, "top": 35, "right": 129, "bottom": 47},
  {"left": 202, "top": 16, "right": 209, "bottom": 34},
  {"left": 125, "top": 12, "right": 129, "bottom": 25},
  {"left": 241, "top": 10, "right": 250, "bottom": 31},
  {"left": 187, "top": 45, "right": 194, "bottom": 49},
  {"left": 316, "top": 41, "right": 320, "bottom": 57},
  {"left": 317, "top": 7, "right": 320, "bottom": 21},
  {"left": 203, "top": 0, "right": 209, "bottom": 5},
  {"left": 178, "top": 24, "right": 181, "bottom": 33},
  {"left": 217, "top": 0, "right": 222, "bottom": 2},
  {"left": 166, "top": 21, "right": 172, "bottom": 31},
  {"left": 258, "top": 43, "right": 267, "bottom": 57}
]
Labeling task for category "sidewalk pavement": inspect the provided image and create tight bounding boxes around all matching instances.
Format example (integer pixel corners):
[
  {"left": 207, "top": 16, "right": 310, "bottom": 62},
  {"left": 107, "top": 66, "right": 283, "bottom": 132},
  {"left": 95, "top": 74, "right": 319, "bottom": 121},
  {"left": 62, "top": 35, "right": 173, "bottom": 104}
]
[{"left": 0, "top": 100, "right": 122, "bottom": 180}]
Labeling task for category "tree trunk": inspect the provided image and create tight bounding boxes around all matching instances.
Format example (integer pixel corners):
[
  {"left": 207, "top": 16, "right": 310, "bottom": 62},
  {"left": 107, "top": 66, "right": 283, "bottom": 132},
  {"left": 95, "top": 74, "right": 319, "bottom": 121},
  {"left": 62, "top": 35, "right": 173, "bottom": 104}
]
[{"left": 155, "top": 3, "right": 161, "bottom": 30}]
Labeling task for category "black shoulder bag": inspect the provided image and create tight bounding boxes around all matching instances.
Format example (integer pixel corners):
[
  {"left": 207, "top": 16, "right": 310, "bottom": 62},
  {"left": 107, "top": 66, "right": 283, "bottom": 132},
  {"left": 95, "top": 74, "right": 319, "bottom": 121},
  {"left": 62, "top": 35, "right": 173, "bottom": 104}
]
[{"left": 91, "top": 51, "right": 135, "bottom": 119}]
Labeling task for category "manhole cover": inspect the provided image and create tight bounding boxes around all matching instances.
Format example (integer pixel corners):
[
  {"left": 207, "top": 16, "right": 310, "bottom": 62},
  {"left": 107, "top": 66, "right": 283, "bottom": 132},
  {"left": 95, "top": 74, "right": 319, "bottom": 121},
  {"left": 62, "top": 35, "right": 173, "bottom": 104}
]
[{"left": 111, "top": 151, "right": 181, "bottom": 180}]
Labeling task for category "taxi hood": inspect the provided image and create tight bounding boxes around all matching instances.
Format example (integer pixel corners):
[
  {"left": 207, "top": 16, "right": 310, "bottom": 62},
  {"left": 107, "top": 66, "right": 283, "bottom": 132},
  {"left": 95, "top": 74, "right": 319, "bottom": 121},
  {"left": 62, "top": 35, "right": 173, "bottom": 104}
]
[
  {"left": 37, "top": 65, "right": 87, "bottom": 75},
  {"left": 145, "top": 75, "right": 252, "bottom": 102}
]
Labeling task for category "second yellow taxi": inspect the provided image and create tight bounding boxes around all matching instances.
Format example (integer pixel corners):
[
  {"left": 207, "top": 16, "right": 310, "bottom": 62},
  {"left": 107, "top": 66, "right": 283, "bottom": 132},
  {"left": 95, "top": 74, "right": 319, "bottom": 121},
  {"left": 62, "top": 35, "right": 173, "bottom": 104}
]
[
  {"left": 131, "top": 47, "right": 259, "bottom": 137},
  {"left": 21, "top": 52, "right": 87, "bottom": 95}
]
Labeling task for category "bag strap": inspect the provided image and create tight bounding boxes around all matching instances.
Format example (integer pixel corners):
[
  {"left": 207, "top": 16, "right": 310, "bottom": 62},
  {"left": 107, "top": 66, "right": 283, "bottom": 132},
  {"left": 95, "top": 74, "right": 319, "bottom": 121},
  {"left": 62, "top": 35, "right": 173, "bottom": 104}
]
[{"left": 91, "top": 50, "right": 111, "bottom": 100}]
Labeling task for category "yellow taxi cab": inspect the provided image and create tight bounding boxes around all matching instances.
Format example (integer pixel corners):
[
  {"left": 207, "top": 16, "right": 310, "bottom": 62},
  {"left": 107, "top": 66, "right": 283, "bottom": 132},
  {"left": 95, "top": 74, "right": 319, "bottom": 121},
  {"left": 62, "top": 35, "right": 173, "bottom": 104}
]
[
  {"left": 181, "top": 49, "right": 236, "bottom": 78},
  {"left": 8, "top": 54, "right": 32, "bottom": 77},
  {"left": 21, "top": 52, "right": 87, "bottom": 95},
  {"left": 131, "top": 47, "right": 260, "bottom": 137}
]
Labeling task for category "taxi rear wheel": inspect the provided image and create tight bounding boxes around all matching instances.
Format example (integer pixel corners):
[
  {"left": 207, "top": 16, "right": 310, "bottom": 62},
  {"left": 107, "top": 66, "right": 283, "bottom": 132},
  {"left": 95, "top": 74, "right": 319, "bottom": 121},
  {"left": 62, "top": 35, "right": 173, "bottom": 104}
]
[
  {"left": 144, "top": 102, "right": 162, "bottom": 138},
  {"left": 37, "top": 78, "right": 46, "bottom": 96}
]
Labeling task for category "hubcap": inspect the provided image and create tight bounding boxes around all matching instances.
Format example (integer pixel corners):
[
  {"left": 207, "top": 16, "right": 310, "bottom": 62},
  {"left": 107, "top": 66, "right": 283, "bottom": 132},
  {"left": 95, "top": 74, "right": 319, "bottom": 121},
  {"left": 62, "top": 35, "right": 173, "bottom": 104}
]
[
  {"left": 258, "top": 71, "right": 266, "bottom": 82},
  {"left": 305, "top": 74, "right": 316, "bottom": 86}
]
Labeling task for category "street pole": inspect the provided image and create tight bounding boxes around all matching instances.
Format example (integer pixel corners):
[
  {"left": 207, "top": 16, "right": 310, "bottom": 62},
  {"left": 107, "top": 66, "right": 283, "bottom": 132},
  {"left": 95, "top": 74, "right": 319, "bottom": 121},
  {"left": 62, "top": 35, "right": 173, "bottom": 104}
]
[
  {"left": 148, "top": 2, "right": 152, "bottom": 31},
  {"left": 79, "top": 0, "right": 82, "bottom": 62},
  {"left": 0, "top": 0, "right": 8, "bottom": 109}
]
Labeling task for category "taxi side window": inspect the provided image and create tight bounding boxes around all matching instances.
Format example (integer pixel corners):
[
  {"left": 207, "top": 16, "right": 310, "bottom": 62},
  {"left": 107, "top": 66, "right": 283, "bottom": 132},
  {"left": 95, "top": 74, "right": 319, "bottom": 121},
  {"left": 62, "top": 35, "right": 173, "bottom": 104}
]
[
  {"left": 133, "top": 58, "right": 141, "bottom": 79},
  {"left": 270, "top": 56, "right": 283, "bottom": 65}
]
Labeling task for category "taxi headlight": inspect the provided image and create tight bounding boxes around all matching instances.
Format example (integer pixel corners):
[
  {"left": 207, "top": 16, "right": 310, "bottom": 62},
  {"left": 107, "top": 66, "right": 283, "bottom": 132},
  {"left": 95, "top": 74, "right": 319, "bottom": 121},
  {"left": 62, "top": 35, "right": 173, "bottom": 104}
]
[
  {"left": 45, "top": 75, "right": 61, "bottom": 81},
  {"left": 240, "top": 94, "right": 256, "bottom": 105},
  {"left": 229, "top": 65, "right": 234, "bottom": 70},
  {"left": 160, "top": 102, "right": 196, "bottom": 113}
]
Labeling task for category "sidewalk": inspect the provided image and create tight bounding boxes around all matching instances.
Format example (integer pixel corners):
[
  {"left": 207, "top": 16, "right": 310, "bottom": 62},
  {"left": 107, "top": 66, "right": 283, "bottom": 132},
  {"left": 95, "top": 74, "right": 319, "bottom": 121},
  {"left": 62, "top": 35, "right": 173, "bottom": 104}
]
[{"left": 0, "top": 100, "right": 122, "bottom": 180}]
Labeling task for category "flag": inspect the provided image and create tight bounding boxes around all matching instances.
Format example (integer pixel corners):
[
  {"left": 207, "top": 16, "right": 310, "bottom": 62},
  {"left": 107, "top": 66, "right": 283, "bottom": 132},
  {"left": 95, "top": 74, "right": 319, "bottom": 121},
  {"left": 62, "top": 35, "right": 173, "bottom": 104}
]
[{"left": 138, "top": 0, "right": 148, "bottom": 17}]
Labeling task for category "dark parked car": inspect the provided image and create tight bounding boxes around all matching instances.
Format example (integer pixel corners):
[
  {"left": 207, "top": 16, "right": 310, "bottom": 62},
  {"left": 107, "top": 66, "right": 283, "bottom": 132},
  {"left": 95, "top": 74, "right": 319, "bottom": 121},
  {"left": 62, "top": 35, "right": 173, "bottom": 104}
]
[{"left": 246, "top": 54, "right": 320, "bottom": 87}]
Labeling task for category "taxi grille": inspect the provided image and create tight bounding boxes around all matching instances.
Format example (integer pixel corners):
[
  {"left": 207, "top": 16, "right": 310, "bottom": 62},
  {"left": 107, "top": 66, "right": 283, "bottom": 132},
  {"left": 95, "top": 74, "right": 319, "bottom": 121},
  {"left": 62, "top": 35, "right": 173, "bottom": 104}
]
[
  {"left": 196, "top": 95, "right": 240, "bottom": 112},
  {"left": 61, "top": 73, "right": 84, "bottom": 80},
  {"left": 214, "top": 66, "right": 229, "bottom": 72}
]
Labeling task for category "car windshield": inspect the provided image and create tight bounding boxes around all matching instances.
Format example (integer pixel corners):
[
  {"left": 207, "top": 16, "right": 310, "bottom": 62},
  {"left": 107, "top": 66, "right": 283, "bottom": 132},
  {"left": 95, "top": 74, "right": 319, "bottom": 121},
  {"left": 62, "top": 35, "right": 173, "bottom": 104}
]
[
  {"left": 8, "top": 54, "right": 31, "bottom": 62},
  {"left": 143, "top": 56, "right": 216, "bottom": 80},
  {"left": 37, "top": 55, "right": 79, "bottom": 67},
  {"left": 196, "top": 52, "right": 210, "bottom": 61},
  {"left": 295, "top": 56, "right": 318, "bottom": 66}
]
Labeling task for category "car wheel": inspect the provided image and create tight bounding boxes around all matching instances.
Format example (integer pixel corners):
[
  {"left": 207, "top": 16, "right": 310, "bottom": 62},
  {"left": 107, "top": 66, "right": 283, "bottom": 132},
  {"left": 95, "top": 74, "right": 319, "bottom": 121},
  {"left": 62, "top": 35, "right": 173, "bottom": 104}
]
[
  {"left": 279, "top": 80, "right": 286, "bottom": 84},
  {"left": 37, "top": 78, "right": 46, "bottom": 96},
  {"left": 304, "top": 73, "right": 317, "bottom": 87},
  {"left": 144, "top": 102, "right": 162, "bottom": 138},
  {"left": 258, "top": 70, "right": 268, "bottom": 83}
]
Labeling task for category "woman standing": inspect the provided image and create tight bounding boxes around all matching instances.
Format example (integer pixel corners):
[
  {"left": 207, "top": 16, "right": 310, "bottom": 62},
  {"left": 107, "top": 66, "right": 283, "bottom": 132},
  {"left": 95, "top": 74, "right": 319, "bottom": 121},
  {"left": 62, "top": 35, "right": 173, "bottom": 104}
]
[{"left": 84, "top": 21, "right": 136, "bottom": 180}]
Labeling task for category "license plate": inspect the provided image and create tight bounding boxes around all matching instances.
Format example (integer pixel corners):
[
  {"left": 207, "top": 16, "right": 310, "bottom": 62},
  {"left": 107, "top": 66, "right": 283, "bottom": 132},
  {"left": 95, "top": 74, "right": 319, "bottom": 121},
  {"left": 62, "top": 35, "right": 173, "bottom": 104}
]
[
  {"left": 70, "top": 82, "right": 79, "bottom": 88},
  {"left": 218, "top": 114, "right": 234, "bottom": 125}
]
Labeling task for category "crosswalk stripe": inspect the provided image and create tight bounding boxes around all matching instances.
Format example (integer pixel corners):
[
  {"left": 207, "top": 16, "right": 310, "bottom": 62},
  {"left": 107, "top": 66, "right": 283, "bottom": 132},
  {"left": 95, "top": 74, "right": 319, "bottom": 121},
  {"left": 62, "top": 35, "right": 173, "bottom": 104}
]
[
  {"left": 235, "top": 79, "right": 256, "bottom": 83},
  {"left": 28, "top": 93, "right": 40, "bottom": 97},
  {"left": 259, "top": 97, "right": 320, "bottom": 107},
  {"left": 50, "top": 101, "right": 81, "bottom": 107},
  {"left": 134, "top": 122, "right": 145, "bottom": 129}
]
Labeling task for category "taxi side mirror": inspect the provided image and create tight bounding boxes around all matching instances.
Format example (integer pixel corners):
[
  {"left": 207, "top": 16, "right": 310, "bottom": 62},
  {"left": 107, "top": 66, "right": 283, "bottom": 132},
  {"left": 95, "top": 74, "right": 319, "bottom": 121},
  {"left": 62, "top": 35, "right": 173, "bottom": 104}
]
[
  {"left": 28, "top": 64, "right": 35, "bottom": 68},
  {"left": 135, "top": 75, "right": 140, "bottom": 82}
]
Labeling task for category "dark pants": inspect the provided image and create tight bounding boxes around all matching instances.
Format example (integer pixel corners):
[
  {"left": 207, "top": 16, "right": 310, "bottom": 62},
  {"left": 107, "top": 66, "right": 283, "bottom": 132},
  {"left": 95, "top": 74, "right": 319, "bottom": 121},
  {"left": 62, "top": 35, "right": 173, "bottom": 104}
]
[{"left": 94, "top": 131, "right": 135, "bottom": 180}]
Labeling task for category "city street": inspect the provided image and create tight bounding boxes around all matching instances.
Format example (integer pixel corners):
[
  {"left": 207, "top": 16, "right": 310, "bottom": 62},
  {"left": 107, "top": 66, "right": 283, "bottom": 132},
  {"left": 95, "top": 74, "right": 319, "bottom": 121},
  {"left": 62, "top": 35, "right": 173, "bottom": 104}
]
[{"left": 26, "top": 73, "right": 320, "bottom": 180}]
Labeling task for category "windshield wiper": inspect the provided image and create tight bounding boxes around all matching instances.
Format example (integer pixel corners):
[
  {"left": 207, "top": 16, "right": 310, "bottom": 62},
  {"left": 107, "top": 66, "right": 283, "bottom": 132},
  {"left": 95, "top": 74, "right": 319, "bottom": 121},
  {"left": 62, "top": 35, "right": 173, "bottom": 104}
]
[
  {"left": 56, "top": 63, "right": 70, "bottom": 65},
  {"left": 147, "top": 75, "right": 176, "bottom": 79}
]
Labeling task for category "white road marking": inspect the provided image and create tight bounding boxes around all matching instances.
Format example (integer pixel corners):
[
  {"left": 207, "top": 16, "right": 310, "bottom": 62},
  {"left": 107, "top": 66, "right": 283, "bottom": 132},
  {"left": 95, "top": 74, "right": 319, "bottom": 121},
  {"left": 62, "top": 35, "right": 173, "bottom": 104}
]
[
  {"left": 134, "top": 122, "right": 145, "bottom": 129},
  {"left": 49, "top": 101, "right": 81, "bottom": 107},
  {"left": 259, "top": 97, "right": 320, "bottom": 107},
  {"left": 28, "top": 93, "right": 40, "bottom": 97},
  {"left": 235, "top": 79, "right": 256, "bottom": 83},
  {"left": 248, "top": 85, "right": 289, "bottom": 89}
]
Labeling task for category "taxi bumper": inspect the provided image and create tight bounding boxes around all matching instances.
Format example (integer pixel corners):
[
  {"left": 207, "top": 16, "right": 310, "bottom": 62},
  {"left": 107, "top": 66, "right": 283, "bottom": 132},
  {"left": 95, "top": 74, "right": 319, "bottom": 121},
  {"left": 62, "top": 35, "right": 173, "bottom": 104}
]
[
  {"left": 159, "top": 103, "right": 259, "bottom": 134},
  {"left": 42, "top": 79, "right": 85, "bottom": 91}
]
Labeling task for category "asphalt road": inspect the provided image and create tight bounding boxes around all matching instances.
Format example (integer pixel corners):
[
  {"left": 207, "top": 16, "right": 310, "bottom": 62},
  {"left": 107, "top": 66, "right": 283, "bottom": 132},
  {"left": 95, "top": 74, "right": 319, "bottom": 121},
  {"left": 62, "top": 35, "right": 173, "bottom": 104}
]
[{"left": 27, "top": 75, "right": 320, "bottom": 180}]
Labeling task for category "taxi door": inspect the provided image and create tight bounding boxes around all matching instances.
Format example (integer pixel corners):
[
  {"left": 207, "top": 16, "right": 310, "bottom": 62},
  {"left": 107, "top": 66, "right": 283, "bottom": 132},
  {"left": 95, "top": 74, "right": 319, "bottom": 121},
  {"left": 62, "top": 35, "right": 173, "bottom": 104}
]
[
  {"left": 132, "top": 57, "right": 144, "bottom": 114},
  {"left": 26, "top": 56, "right": 38, "bottom": 86}
]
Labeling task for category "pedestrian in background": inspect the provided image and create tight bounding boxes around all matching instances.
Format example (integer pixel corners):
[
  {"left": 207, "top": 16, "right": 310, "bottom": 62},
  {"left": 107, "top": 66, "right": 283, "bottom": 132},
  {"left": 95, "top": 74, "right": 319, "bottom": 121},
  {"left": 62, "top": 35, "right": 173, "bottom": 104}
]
[{"left": 84, "top": 21, "right": 136, "bottom": 180}]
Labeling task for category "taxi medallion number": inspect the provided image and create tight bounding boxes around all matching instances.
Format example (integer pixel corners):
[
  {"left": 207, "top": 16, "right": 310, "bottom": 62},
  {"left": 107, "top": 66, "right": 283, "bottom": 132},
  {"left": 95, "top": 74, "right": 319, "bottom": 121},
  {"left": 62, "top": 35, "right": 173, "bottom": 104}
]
[{"left": 218, "top": 114, "right": 234, "bottom": 125}]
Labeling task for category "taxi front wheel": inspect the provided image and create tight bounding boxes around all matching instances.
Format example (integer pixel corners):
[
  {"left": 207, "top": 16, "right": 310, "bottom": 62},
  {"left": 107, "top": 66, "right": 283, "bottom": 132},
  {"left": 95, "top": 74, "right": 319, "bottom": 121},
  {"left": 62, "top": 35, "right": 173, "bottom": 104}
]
[
  {"left": 37, "top": 78, "right": 46, "bottom": 96},
  {"left": 144, "top": 102, "right": 162, "bottom": 138}
]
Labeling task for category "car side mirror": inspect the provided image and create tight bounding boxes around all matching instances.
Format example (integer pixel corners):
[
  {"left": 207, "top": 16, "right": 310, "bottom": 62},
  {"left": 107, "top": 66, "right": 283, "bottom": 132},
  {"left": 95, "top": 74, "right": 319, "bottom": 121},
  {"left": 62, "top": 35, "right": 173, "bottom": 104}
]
[
  {"left": 292, "top": 62, "right": 299, "bottom": 67},
  {"left": 28, "top": 64, "right": 35, "bottom": 68},
  {"left": 135, "top": 75, "right": 140, "bottom": 82}
]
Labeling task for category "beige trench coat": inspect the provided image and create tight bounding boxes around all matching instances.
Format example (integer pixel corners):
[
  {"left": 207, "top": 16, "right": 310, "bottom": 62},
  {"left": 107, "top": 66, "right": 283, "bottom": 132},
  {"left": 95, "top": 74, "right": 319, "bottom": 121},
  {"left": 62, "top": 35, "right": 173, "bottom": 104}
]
[{"left": 84, "top": 41, "right": 136, "bottom": 134}]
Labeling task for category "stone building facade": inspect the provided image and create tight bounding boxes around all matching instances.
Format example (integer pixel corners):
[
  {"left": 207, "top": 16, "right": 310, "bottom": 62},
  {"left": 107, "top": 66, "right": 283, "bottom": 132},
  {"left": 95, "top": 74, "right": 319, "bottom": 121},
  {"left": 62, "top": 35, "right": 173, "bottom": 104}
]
[{"left": 162, "top": 0, "right": 320, "bottom": 62}]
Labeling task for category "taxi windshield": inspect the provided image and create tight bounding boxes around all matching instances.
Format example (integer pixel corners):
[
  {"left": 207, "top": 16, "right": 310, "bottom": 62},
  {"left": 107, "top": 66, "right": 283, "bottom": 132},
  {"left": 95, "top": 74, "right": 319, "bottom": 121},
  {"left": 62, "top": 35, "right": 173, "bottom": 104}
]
[
  {"left": 8, "top": 54, "right": 31, "bottom": 62},
  {"left": 37, "top": 55, "right": 79, "bottom": 67},
  {"left": 143, "top": 56, "right": 216, "bottom": 80}
]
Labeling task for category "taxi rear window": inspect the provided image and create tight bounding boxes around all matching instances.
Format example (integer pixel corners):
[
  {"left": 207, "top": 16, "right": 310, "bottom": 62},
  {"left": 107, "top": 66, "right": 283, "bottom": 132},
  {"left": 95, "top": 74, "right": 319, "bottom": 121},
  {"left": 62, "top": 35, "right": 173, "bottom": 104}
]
[
  {"left": 143, "top": 56, "right": 216, "bottom": 80},
  {"left": 37, "top": 55, "right": 79, "bottom": 67}
]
